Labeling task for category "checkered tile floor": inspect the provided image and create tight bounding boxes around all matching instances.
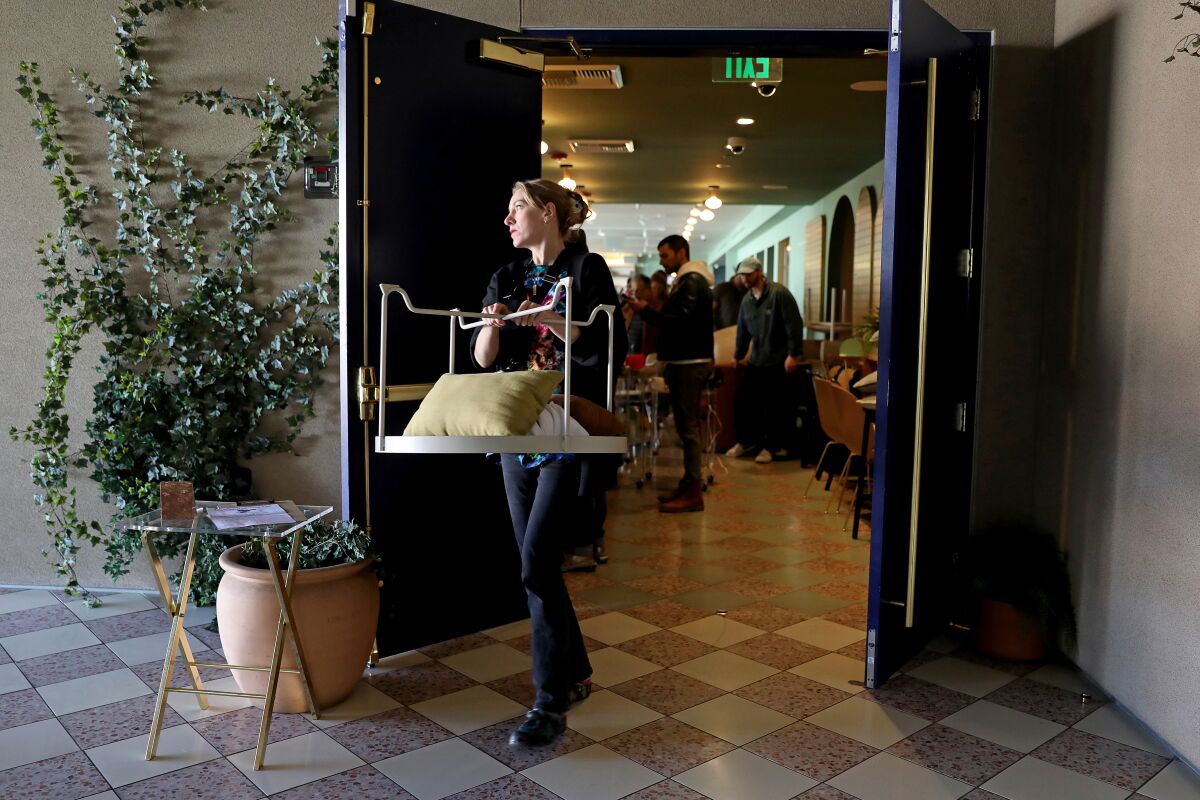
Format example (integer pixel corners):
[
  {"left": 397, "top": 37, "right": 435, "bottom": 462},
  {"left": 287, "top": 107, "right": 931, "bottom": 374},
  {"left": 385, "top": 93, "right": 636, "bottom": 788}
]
[{"left": 0, "top": 452, "right": 1196, "bottom": 799}]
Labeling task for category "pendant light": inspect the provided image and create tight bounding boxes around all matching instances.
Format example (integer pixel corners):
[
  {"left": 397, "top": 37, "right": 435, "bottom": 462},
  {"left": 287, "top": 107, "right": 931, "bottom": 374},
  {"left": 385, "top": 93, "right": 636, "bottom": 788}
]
[
  {"left": 558, "top": 165, "right": 577, "bottom": 191},
  {"left": 704, "top": 186, "right": 723, "bottom": 210}
]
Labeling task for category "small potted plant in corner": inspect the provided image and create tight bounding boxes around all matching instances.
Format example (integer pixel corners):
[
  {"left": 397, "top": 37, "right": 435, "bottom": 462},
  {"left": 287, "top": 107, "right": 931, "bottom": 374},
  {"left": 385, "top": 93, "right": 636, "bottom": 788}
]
[
  {"left": 969, "top": 526, "right": 1077, "bottom": 661},
  {"left": 216, "top": 519, "right": 380, "bottom": 713}
]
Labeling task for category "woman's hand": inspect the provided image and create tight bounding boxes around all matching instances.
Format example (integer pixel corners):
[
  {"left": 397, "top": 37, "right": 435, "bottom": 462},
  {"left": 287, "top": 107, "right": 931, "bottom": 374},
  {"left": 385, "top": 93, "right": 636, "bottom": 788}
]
[
  {"left": 513, "top": 299, "right": 553, "bottom": 327},
  {"left": 482, "top": 302, "right": 510, "bottom": 328}
]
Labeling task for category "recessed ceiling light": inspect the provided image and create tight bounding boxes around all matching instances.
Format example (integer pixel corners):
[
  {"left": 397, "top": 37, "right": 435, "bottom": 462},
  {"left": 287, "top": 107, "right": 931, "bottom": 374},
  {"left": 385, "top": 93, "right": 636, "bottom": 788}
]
[
  {"left": 715, "top": 163, "right": 732, "bottom": 169},
  {"left": 849, "top": 80, "right": 887, "bottom": 92},
  {"left": 736, "top": 117, "right": 754, "bottom": 125},
  {"left": 762, "top": 184, "right": 788, "bottom": 190}
]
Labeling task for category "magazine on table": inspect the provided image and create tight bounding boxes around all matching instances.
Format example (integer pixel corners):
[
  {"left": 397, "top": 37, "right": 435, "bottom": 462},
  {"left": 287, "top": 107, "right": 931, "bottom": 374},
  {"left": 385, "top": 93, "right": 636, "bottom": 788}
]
[{"left": 205, "top": 500, "right": 306, "bottom": 530}]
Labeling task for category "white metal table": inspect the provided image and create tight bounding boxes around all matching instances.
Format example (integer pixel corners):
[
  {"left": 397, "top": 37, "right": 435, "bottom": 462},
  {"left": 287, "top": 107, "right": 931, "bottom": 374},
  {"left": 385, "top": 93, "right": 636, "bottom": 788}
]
[{"left": 120, "top": 501, "right": 333, "bottom": 770}]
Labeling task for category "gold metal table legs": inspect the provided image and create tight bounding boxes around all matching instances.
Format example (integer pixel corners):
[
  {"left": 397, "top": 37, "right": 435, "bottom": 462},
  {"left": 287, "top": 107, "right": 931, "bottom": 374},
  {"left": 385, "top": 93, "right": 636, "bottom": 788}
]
[{"left": 142, "top": 528, "right": 320, "bottom": 770}]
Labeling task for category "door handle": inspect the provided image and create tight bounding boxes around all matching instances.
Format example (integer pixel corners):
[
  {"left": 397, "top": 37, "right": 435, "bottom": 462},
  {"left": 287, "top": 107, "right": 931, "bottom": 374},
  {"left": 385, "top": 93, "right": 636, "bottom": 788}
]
[{"left": 905, "top": 56, "right": 938, "bottom": 629}]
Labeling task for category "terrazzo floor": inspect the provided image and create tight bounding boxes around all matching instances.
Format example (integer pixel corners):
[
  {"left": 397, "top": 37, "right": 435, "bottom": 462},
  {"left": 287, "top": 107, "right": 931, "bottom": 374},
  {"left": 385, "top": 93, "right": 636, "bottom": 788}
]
[{"left": 0, "top": 450, "right": 1197, "bottom": 799}]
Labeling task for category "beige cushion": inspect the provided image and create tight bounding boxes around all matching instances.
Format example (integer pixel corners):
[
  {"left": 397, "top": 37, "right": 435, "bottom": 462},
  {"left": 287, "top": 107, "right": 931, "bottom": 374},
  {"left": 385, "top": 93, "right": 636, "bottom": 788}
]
[{"left": 403, "top": 371, "right": 563, "bottom": 436}]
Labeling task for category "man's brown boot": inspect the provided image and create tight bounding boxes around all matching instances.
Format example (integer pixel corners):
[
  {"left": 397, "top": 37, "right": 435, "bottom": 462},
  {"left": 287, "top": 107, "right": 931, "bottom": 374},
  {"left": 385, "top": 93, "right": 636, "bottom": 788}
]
[
  {"left": 659, "top": 480, "right": 703, "bottom": 513},
  {"left": 657, "top": 481, "right": 685, "bottom": 504}
]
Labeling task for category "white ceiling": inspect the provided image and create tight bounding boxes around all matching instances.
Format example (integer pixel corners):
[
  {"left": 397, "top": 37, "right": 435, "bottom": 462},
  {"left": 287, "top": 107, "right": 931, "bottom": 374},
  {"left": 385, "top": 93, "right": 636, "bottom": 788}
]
[
  {"left": 543, "top": 54, "right": 885, "bottom": 276},
  {"left": 584, "top": 202, "right": 769, "bottom": 269}
]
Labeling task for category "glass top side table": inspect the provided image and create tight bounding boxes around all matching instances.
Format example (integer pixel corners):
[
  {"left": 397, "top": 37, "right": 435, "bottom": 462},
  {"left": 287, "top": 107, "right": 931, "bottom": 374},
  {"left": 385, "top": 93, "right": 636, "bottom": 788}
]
[{"left": 121, "top": 501, "right": 333, "bottom": 770}]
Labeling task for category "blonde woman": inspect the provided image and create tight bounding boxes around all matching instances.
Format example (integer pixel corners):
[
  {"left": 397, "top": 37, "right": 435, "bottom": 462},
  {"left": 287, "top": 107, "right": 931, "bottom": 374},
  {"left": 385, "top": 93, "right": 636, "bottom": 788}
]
[{"left": 472, "top": 179, "right": 625, "bottom": 746}]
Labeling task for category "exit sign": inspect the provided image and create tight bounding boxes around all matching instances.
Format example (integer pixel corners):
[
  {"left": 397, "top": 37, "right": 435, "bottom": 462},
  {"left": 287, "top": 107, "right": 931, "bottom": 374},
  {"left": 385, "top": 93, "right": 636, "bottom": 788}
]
[{"left": 712, "top": 57, "right": 783, "bottom": 84}]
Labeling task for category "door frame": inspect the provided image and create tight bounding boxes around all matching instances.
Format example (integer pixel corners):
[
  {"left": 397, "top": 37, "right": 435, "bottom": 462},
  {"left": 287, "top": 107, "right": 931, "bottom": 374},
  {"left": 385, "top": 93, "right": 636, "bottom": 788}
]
[{"left": 336, "top": 9, "right": 994, "bottom": 660}]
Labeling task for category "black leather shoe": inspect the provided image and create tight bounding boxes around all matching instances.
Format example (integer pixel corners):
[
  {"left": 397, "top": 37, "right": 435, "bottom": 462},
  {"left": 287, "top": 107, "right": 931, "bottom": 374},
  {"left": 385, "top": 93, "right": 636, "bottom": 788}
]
[
  {"left": 508, "top": 709, "right": 566, "bottom": 747},
  {"left": 569, "top": 679, "right": 593, "bottom": 706}
]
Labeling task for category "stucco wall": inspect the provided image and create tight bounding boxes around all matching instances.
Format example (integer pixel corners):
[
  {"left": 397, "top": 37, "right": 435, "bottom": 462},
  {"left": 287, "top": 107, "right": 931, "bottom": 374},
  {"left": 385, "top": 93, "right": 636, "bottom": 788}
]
[
  {"left": 0, "top": 0, "right": 342, "bottom": 590},
  {"left": 1038, "top": 0, "right": 1200, "bottom": 766}
]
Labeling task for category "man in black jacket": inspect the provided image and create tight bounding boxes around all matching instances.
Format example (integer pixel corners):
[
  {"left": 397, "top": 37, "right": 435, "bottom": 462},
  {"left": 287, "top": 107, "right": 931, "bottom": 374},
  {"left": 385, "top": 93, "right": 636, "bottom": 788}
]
[{"left": 628, "top": 235, "right": 714, "bottom": 512}]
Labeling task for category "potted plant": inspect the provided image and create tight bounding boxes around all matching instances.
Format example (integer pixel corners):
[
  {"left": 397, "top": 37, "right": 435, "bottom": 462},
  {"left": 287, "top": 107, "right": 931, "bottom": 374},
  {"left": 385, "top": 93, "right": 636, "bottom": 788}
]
[
  {"left": 8, "top": 0, "right": 339, "bottom": 607},
  {"left": 969, "top": 526, "right": 1076, "bottom": 661},
  {"left": 217, "top": 519, "right": 380, "bottom": 713}
]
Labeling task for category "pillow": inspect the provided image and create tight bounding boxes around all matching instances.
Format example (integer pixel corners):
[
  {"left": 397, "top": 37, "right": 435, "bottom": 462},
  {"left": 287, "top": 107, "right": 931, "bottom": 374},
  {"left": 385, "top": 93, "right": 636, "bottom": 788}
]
[
  {"left": 549, "top": 395, "right": 625, "bottom": 436},
  {"left": 403, "top": 371, "right": 563, "bottom": 436}
]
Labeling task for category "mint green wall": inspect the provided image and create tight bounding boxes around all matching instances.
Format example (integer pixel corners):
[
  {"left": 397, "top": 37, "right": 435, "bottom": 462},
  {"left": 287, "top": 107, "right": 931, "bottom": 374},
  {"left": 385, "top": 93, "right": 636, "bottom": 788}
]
[{"left": 699, "top": 159, "right": 885, "bottom": 317}]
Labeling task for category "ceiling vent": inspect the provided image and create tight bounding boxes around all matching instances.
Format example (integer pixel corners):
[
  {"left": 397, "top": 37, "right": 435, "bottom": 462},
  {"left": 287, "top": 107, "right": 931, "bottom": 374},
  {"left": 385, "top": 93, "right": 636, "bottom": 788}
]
[
  {"left": 569, "top": 138, "right": 636, "bottom": 154},
  {"left": 542, "top": 64, "right": 624, "bottom": 90}
]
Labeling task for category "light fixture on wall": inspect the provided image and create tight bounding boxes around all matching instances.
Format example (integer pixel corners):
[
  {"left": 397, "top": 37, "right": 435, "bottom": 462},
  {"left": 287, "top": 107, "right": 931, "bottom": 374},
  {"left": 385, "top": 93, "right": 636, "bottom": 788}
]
[
  {"left": 704, "top": 186, "right": 723, "bottom": 210},
  {"left": 698, "top": 208, "right": 716, "bottom": 222},
  {"left": 558, "top": 165, "right": 577, "bottom": 191}
]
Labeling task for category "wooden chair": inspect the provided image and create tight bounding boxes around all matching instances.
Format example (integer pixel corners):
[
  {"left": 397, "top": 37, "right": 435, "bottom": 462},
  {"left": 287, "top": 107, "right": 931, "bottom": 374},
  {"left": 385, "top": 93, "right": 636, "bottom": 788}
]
[{"left": 803, "top": 377, "right": 846, "bottom": 500}]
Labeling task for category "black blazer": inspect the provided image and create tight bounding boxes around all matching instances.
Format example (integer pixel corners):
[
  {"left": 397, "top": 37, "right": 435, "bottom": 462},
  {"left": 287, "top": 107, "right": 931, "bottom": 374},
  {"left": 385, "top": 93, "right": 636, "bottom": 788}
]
[{"left": 470, "top": 244, "right": 627, "bottom": 406}]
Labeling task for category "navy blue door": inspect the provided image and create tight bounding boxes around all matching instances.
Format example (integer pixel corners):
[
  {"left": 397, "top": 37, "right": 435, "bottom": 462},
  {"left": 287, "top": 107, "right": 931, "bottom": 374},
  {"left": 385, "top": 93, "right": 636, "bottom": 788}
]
[
  {"left": 340, "top": 1, "right": 542, "bottom": 655},
  {"left": 866, "top": 0, "right": 985, "bottom": 687}
]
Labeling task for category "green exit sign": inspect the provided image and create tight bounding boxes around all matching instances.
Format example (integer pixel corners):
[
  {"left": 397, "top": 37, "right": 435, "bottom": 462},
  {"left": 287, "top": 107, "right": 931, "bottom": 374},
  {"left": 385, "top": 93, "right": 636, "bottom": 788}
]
[{"left": 712, "top": 57, "right": 783, "bottom": 84}]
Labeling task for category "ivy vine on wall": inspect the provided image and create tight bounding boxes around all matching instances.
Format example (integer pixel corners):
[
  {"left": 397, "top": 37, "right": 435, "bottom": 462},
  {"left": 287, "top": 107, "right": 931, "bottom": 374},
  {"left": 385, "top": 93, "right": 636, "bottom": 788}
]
[
  {"left": 9, "top": 0, "right": 340, "bottom": 606},
  {"left": 1166, "top": 0, "right": 1200, "bottom": 60}
]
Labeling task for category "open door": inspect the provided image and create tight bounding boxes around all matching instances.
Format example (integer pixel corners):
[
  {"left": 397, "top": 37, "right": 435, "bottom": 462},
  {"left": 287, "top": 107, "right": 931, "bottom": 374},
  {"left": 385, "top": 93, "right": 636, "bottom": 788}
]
[
  {"left": 339, "top": 1, "right": 545, "bottom": 655},
  {"left": 866, "top": 0, "right": 985, "bottom": 687}
]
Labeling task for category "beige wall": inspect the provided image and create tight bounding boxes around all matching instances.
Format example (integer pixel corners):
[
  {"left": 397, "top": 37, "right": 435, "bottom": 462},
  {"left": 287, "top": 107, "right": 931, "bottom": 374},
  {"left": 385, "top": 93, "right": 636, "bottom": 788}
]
[
  {"left": 1038, "top": 0, "right": 1200, "bottom": 766},
  {"left": 0, "top": 0, "right": 341, "bottom": 590}
]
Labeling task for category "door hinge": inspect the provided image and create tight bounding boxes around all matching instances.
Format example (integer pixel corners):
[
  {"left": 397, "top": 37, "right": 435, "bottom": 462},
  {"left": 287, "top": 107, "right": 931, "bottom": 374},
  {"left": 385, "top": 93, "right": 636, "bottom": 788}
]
[
  {"left": 955, "top": 402, "right": 968, "bottom": 433},
  {"left": 889, "top": 0, "right": 901, "bottom": 52},
  {"left": 865, "top": 628, "right": 878, "bottom": 688},
  {"left": 956, "top": 248, "right": 974, "bottom": 278},
  {"left": 969, "top": 88, "right": 981, "bottom": 121}
]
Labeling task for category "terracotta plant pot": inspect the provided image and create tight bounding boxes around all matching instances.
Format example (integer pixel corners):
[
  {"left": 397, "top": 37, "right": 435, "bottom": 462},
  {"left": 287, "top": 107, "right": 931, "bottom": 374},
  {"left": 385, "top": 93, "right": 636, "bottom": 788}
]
[
  {"left": 216, "top": 544, "right": 379, "bottom": 713},
  {"left": 975, "top": 598, "right": 1046, "bottom": 662}
]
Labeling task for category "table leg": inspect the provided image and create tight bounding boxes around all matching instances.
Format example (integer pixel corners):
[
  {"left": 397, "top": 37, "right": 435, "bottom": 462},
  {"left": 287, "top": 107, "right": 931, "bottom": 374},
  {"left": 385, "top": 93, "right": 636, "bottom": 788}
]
[
  {"left": 253, "top": 534, "right": 320, "bottom": 770},
  {"left": 145, "top": 528, "right": 201, "bottom": 761},
  {"left": 141, "top": 533, "right": 209, "bottom": 711}
]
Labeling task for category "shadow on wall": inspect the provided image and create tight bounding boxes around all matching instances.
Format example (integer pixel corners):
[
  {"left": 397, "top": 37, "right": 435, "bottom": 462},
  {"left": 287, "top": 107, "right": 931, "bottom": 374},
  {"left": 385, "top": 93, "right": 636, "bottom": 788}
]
[{"left": 1034, "top": 15, "right": 1118, "bottom": 657}]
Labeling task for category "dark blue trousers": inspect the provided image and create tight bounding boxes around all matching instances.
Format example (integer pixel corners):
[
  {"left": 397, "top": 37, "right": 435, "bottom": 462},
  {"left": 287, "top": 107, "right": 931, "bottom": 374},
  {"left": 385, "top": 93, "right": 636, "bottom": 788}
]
[{"left": 500, "top": 455, "right": 592, "bottom": 713}]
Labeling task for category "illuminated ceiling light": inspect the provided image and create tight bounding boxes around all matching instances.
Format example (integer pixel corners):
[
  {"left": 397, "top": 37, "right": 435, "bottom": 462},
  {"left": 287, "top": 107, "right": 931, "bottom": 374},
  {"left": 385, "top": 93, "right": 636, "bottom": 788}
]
[
  {"left": 698, "top": 209, "right": 716, "bottom": 221},
  {"left": 688, "top": 208, "right": 702, "bottom": 218},
  {"left": 736, "top": 117, "right": 755, "bottom": 125},
  {"left": 849, "top": 80, "right": 888, "bottom": 92},
  {"left": 682, "top": 230, "right": 692, "bottom": 239},
  {"left": 540, "top": 140, "right": 549, "bottom": 154},
  {"left": 715, "top": 163, "right": 732, "bottom": 169},
  {"left": 558, "top": 165, "right": 577, "bottom": 191},
  {"left": 704, "top": 186, "right": 723, "bottom": 210},
  {"left": 762, "top": 184, "right": 788, "bottom": 190}
]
